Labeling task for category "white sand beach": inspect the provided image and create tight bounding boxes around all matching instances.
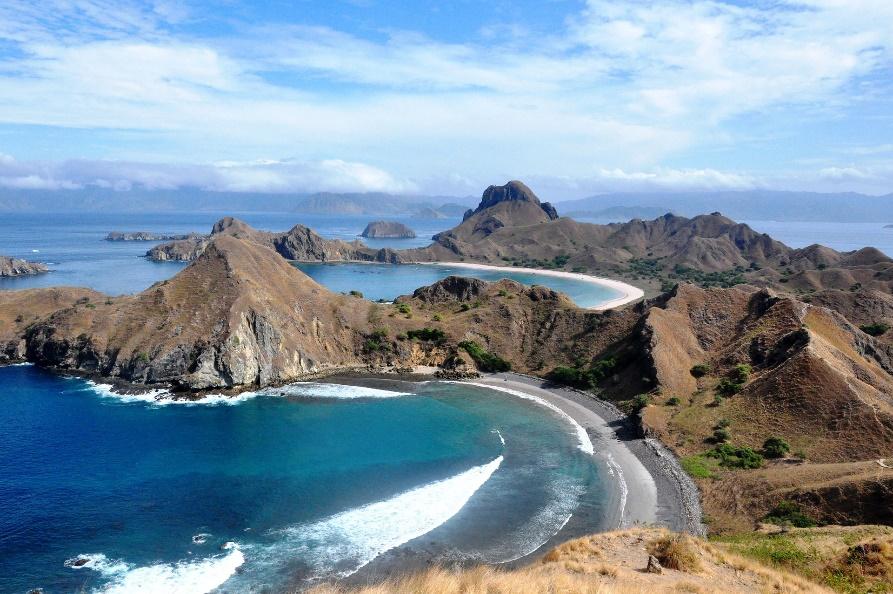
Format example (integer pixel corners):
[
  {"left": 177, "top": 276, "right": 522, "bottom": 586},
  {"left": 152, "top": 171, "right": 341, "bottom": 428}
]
[{"left": 423, "top": 262, "right": 645, "bottom": 310}]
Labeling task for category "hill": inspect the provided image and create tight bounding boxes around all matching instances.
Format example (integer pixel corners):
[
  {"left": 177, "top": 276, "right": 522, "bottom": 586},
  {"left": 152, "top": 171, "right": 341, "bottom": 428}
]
[
  {"left": 312, "top": 527, "right": 828, "bottom": 594},
  {"left": 0, "top": 255, "right": 48, "bottom": 276},
  {"left": 556, "top": 190, "right": 893, "bottom": 223}
]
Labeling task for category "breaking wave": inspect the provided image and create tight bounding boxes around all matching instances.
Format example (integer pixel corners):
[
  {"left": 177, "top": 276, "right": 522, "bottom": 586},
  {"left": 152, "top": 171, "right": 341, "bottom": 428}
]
[
  {"left": 65, "top": 542, "right": 244, "bottom": 594},
  {"left": 457, "top": 382, "right": 594, "bottom": 455}
]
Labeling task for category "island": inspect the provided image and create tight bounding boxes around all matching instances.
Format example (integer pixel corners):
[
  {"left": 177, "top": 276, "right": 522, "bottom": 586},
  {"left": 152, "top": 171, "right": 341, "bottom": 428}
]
[
  {"left": 2, "top": 180, "right": 893, "bottom": 593},
  {"left": 360, "top": 220, "right": 417, "bottom": 238},
  {"left": 0, "top": 255, "right": 48, "bottom": 277},
  {"left": 105, "top": 231, "right": 202, "bottom": 241}
]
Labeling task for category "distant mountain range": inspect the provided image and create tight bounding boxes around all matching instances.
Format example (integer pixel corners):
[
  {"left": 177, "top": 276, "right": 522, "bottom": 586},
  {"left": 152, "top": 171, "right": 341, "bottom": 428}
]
[
  {"left": 1, "top": 187, "right": 891, "bottom": 222},
  {"left": 555, "top": 190, "right": 893, "bottom": 222}
]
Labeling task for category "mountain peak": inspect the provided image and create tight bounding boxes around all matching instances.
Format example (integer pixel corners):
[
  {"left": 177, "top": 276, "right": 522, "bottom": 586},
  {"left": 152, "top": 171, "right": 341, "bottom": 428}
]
[{"left": 474, "top": 180, "right": 559, "bottom": 220}]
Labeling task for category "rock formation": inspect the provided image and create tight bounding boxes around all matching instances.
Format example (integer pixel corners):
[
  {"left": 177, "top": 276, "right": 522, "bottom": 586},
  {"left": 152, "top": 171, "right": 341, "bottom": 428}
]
[
  {"left": 360, "top": 221, "right": 417, "bottom": 239},
  {"left": 147, "top": 217, "right": 403, "bottom": 264},
  {"left": 0, "top": 255, "right": 48, "bottom": 276}
]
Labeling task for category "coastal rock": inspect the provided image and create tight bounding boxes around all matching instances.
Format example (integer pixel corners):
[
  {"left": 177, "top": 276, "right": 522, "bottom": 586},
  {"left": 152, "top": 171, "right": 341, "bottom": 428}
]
[
  {"left": 146, "top": 237, "right": 210, "bottom": 261},
  {"left": 646, "top": 555, "right": 663, "bottom": 574},
  {"left": 105, "top": 231, "right": 201, "bottom": 241},
  {"left": 360, "top": 221, "right": 417, "bottom": 239},
  {"left": 0, "top": 255, "right": 48, "bottom": 276}
]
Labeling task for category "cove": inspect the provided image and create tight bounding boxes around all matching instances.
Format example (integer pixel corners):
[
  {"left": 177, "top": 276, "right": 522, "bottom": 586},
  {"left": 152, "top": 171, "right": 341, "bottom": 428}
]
[
  {"left": 0, "top": 365, "right": 612, "bottom": 593},
  {"left": 295, "top": 262, "right": 624, "bottom": 309}
]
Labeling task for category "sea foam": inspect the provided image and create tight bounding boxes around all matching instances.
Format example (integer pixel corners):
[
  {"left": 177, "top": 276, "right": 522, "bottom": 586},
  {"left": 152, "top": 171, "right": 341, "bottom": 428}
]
[
  {"left": 457, "top": 382, "right": 595, "bottom": 455},
  {"left": 67, "top": 544, "right": 244, "bottom": 594},
  {"left": 76, "top": 380, "right": 410, "bottom": 407},
  {"left": 252, "top": 455, "right": 504, "bottom": 580}
]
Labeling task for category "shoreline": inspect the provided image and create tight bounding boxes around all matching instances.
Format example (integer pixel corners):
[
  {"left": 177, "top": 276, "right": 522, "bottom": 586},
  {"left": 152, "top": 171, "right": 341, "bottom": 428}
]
[
  {"left": 417, "top": 261, "right": 645, "bottom": 310},
  {"left": 338, "top": 371, "right": 703, "bottom": 590}
]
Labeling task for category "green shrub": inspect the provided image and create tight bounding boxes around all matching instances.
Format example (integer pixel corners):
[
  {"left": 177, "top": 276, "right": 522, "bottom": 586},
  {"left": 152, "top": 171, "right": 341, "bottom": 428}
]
[
  {"left": 732, "top": 364, "right": 752, "bottom": 383},
  {"left": 137, "top": 351, "right": 150, "bottom": 363},
  {"left": 708, "top": 443, "right": 764, "bottom": 469},
  {"left": 497, "top": 289, "right": 508, "bottom": 297},
  {"left": 363, "top": 339, "right": 381, "bottom": 353},
  {"left": 632, "top": 394, "right": 650, "bottom": 412},
  {"left": 690, "top": 363, "right": 711, "bottom": 378},
  {"left": 459, "top": 303, "right": 471, "bottom": 312},
  {"left": 763, "top": 501, "right": 816, "bottom": 528},
  {"left": 547, "top": 366, "right": 592, "bottom": 389},
  {"left": 763, "top": 436, "right": 791, "bottom": 459},
  {"left": 716, "top": 418, "right": 731, "bottom": 428},
  {"left": 349, "top": 290, "right": 364, "bottom": 298},
  {"left": 369, "top": 327, "right": 388, "bottom": 339},
  {"left": 406, "top": 328, "right": 446, "bottom": 342},
  {"left": 712, "top": 394, "right": 725, "bottom": 406},
  {"left": 681, "top": 455, "right": 715, "bottom": 479},
  {"left": 395, "top": 303, "right": 411, "bottom": 315},
  {"left": 713, "top": 428, "right": 731, "bottom": 443},
  {"left": 860, "top": 322, "right": 890, "bottom": 337},
  {"left": 459, "top": 341, "right": 511, "bottom": 372},
  {"left": 717, "top": 377, "right": 743, "bottom": 396},
  {"left": 666, "top": 396, "right": 681, "bottom": 406},
  {"left": 432, "top": 314, "right": 442, "bottom": 322}
]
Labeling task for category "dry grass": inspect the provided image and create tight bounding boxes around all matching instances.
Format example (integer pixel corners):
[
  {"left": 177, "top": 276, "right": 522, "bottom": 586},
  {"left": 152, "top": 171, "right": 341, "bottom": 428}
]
[
  {"left": 307, "top": 528, "right": 831, "bottom": 594},
  {"left": 647, "top": 535, "right": 703, "bottom": 572}
]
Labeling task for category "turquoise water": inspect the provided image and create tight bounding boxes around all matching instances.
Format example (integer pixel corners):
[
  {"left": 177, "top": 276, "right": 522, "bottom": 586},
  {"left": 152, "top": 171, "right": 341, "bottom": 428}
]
[
  {"left": 0, "top": 365, "right": 608, "bottom": 593},
  {"left": 295, "top": 262, "right": 620, "bottom": 308}
]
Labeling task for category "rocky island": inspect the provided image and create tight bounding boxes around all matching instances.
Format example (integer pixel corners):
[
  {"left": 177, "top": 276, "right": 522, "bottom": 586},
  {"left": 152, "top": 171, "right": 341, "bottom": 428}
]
[
  {"left": 0, "top": 255, "right": 48, "bottom": 277},
  {"left": 360, "top": 220, "right": 417, "bottom": 238}
]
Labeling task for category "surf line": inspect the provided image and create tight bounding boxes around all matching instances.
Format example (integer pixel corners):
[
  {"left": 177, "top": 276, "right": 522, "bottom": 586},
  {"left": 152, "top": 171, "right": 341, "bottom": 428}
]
[{"left": 458, "top": 381, "right": 629, "bottom": 528}]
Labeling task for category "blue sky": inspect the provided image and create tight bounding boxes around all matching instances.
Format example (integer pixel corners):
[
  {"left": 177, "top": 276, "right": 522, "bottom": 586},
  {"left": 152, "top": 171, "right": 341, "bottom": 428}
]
[{"left": 0, "top": 0, "right": 891, "bottom": 198}]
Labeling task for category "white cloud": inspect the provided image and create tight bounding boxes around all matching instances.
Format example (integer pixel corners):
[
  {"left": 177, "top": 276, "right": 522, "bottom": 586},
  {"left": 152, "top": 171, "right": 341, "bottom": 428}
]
[
  {"left": 0, "top": 1, "right": 890, "bottom": 192},
  {"left": 0, "top": 155, "right": 416, "bottom": 194}
]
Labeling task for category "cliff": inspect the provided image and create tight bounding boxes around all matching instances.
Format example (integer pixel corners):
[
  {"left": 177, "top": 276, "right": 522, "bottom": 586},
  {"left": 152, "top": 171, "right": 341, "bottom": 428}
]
[
  {"left": 0, "top": 255, "right": 48, "bottom": 276},
  {"left": 360, "top": 221, "right": 416, "bottom": 238}
]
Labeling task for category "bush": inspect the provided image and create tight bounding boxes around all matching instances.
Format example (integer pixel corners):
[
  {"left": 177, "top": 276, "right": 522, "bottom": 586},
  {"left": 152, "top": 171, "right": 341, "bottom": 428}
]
[
  {"left": 547, "top": 366, "right": 593, "bottom": 389},
  {"left": 716, "top": 418, "right": 731, "bottom": 428},
  {"left": 647, "top": 535, "right": 702, "bottom": 572},
  {"left": 690, "top": 363, "right": 711, "bottom": 378},
  {"left": 717, "top": 377, "right": 743, "bottom": 396},
  {"left": 406, "top": 328, "right": 446, "bottom": 343},
  {"left": 713, "top": 428, "right": 731, "bottom": 443},
  {"left": 763, "top": 436, "right": 791, "bottom": 458},
  {"left": 395, "top": 303, "right": 411, "bottom": 315},
  {"left": 763, "top": 501, "right": 816, "bottom": 528},
  {"left": 432, "top": 314, "right": 442, "bottom": 322},
  {"left": 459, "top": 341, "right": 511, "bottom": 372},
  {"left": 708, "top": 443, "right": 764, "bottom": 469},
  {"left": 666, "top": 396, "right": 681, "bottom": 406},
  {"left": 732, "top": 364, "right": 752, "bottom": 383},
  {"left": 632, "top": 394, "right": 650, "bottom": 412},
  {"left": 860, "top": 322, "right": 890, "bottom": 337},
  {"left": 459, "top": 303, "right": 471, "bottom": 312},
  {"left": 348, "top": 290, "right": 363, "bottom": 298}
]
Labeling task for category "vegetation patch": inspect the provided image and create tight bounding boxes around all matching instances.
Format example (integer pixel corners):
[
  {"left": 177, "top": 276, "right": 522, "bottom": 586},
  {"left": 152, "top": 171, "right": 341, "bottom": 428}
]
[
  {"left": 646, "top": 534, "right": 702, "bottom": 572},
  {"left": 690, "top": 363, "right": 711, "bottom": 378},
  {"left": 860, "top": 322, "right": 890, "bottom": 337},
  {"left": 706, "top": 443, "right": 764, "bottom": 469},
  {"left": 406, "top": 328, "right": 446, "bottom": 343},
  {"left": 680, "top": 454, "right": 718, "bottom": 479},
  {"left": 763, "top": 501, "right": 817, "bottom": 528},
  {"left": 546, "top": 357, "right": 616, "bottom": 390},
  {"left": 762, "top": 436, "right": 791, "bottom": 459},
  {"left": 459, "top": 340, "right": 511, "bottom": 372}
]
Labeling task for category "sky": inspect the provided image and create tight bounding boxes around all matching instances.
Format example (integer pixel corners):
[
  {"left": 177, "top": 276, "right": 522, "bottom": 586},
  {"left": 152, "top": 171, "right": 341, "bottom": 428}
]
[{"left": 0, "top": 0, "right": 892, "bottom": 199}]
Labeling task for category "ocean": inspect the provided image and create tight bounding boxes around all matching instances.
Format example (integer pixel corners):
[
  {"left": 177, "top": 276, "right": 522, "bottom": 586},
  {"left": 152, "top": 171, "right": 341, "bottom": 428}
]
[{"left": 0, "top": 365, "right": 609, "bottom": 593}]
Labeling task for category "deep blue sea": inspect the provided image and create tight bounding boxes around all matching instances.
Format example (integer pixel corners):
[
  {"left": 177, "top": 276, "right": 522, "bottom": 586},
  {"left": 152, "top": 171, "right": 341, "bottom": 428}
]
[{"left": 0, "top": 365, "right": 608, "bottom": 593}]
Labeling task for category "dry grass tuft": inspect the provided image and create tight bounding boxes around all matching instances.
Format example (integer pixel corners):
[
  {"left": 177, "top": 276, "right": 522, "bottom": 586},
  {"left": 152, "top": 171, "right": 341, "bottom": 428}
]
[{"left": 647, "top": 535, "right": 703, "bottom": 572}]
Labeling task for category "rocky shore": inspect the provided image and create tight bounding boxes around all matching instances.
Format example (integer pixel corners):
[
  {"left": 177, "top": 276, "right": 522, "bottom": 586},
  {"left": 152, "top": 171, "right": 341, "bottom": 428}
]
[
  {"left": 0, "top": 255, "right": 48, "bottom": 277},
  {"left": 105, "top": 231, "right": 202, "bottom": 241}
]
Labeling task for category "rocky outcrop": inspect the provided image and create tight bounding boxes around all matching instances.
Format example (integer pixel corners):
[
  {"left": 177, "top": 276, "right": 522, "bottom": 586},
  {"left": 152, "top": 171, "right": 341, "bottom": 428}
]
[
  {"left": 147, "top": 218, "right": 403, "bottom": 264},
  {"left": 105, "top": 231, "right": 201, "bottom": 241},
  {"left": 360, "top": 221, "right": 417, "bottom": 239},
  {"left": 24, "top": 236, "right": 369, "bottom": 390},
  {"left": 0, "top": 255, "right": 48, "bottom": 276}
]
